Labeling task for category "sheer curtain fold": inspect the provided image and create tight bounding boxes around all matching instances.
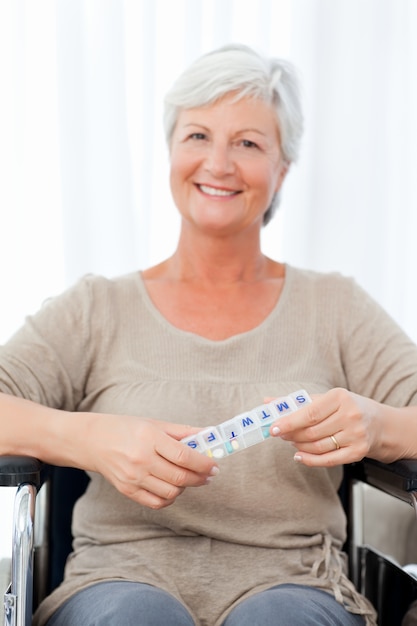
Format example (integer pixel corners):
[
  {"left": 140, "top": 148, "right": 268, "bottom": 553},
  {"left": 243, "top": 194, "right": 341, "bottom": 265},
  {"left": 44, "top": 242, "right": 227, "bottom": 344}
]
[
  {"left": 56, "top": 0, "right": 138, "bottom": 284},
  {"left": 282, "top": 0, "right": 417, "bottom": 341},
  {"left": 0, "top": 0, "right": 65, "bottom": 341}
]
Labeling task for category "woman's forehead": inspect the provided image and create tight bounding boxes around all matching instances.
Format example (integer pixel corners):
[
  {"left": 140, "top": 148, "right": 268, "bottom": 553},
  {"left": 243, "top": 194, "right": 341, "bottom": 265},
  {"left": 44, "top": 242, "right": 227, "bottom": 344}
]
[{"left": 176, "top": 94, "right": 279, "bottom": 130}]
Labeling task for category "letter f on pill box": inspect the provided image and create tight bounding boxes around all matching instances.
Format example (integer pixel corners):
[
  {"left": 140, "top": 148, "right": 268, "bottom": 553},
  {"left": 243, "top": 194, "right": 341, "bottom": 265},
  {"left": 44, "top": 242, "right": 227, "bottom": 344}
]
[{"left": 181, "top": 390, "right": 311, "bottom": 459}]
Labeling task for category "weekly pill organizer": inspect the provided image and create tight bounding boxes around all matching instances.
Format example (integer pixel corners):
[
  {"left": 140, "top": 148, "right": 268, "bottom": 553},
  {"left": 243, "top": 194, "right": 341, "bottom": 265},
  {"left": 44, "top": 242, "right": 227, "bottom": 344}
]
[{"left": 181, "top": 389, "right": 312, "bottom": 459}]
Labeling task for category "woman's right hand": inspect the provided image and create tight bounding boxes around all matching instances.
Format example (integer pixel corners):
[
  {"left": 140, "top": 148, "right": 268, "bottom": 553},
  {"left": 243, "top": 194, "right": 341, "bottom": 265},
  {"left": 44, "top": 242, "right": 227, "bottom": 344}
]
[
  {"left": 0, "top": 393, "right": 218, "bottom": 510},
  {"left": 80, "top": 413, "right": 219, "bottom": 509}
]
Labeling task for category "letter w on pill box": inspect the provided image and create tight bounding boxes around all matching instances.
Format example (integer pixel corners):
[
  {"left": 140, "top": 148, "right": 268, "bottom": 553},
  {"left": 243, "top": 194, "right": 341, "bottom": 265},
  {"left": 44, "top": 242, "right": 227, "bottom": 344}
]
[{"left": 181, "top": 390, "right": 311, "bottom": 459}]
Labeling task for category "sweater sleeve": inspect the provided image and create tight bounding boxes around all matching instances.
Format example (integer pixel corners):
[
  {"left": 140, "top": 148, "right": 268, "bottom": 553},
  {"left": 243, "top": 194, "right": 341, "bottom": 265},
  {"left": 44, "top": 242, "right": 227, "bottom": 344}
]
[
  {"left": 339, "top": 277, "right": 417, "bottom": 406},
  {"left": 0, "top": 276, "right": 96, "bottom": 411}
]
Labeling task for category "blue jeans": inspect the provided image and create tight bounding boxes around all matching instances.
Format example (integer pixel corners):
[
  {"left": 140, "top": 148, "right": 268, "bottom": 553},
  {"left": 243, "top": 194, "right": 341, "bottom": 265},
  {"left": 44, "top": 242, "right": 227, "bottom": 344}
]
[{"left": 45, "top": 581, "right": 366, "bottom": 626}]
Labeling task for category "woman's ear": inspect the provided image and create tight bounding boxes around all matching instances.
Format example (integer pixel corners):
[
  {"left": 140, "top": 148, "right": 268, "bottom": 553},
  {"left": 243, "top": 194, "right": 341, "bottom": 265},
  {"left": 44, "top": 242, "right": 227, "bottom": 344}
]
[{"left": 275, "top": 160, "right": 290, "bottom": 193}]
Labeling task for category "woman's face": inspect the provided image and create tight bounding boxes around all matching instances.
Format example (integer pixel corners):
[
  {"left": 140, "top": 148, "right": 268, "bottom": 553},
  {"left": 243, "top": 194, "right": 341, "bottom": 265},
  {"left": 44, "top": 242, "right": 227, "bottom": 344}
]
[{"left": 169, "top": 94, "right": 288, "bottom": 236}]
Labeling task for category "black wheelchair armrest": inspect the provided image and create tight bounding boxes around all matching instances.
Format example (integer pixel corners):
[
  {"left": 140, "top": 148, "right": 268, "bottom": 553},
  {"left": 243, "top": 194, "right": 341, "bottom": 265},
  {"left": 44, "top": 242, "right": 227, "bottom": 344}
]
[
  {"left": 0, "top": 455, "right": 44, "bottom": 489},
  {"left": 358, "top": 458, "right": 417, "bottom": 505},
  {"left": 348, "top": 458, "right": 417, "bottom": 626}
]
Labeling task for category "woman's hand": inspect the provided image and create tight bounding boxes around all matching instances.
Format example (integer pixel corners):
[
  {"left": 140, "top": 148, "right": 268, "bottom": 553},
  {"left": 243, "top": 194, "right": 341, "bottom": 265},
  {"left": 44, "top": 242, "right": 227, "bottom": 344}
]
[
  {"left": 269, "top": 388, "right": 383, "bottom": 467},
  {"left": 80, "top": 413, "right": 219, "bottom": 509},
  {"left": 0, "top": 393, "right": 219, "bottom": 510}
]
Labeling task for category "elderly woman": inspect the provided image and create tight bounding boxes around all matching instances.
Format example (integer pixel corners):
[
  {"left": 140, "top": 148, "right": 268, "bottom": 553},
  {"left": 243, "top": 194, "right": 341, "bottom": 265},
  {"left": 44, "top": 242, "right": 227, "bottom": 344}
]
[{"left": 1, "top": 44, "right": 417, "bottom": 626}]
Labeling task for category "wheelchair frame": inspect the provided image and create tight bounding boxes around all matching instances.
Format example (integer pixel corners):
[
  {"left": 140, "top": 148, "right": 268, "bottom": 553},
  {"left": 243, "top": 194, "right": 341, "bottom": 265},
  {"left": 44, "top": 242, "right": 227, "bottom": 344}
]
[{"left": 1, "top": 456, "right": 417, "bottom": 626}]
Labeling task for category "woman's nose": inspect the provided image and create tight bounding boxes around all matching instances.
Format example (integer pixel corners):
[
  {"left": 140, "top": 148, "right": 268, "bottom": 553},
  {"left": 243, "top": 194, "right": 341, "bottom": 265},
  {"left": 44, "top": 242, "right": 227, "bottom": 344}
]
[{"left": 204, "top": 143, "right": 235, "bottom": 177}]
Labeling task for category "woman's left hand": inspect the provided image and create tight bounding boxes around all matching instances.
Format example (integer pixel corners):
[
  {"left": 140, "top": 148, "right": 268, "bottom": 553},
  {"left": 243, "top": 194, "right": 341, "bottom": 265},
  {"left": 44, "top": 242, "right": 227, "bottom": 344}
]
[{"left": 269, "top": 388, "right": 381, "bottom": 466}]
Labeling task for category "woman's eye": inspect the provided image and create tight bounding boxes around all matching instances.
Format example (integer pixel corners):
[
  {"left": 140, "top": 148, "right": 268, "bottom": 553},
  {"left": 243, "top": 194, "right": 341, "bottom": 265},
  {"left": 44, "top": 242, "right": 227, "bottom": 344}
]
[
  {"left": 241, "top": 139, "right": 258, "bottom": 149},
  {"left": 189, "top": 132, "right": 207, "bottom": 141}
]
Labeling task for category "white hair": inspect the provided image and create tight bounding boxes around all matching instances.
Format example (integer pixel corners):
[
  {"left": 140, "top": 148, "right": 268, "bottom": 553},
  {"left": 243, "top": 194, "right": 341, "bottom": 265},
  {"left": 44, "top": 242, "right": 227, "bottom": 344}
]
[{"left": 163, "top": 44, "right": 304, "bottom": 225}]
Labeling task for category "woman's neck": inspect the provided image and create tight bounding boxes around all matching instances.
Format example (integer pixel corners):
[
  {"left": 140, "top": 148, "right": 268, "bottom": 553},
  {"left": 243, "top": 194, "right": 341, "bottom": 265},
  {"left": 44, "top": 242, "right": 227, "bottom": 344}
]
[{"left": 147, "top": 229, "right": 282, "bottom": 285}]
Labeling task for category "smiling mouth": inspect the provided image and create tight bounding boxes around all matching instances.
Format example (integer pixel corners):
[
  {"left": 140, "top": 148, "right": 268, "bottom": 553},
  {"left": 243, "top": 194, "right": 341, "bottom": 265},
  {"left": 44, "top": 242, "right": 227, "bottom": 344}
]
[{"left": 197, "top": 184, "right": 240, "bottom": 197}]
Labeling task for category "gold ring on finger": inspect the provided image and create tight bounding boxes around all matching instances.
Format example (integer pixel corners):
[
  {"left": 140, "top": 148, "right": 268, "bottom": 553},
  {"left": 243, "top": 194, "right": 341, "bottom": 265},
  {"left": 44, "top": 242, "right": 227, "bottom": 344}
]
[{"left": 330, "top": 434, "right": 340, "bottom": 450}]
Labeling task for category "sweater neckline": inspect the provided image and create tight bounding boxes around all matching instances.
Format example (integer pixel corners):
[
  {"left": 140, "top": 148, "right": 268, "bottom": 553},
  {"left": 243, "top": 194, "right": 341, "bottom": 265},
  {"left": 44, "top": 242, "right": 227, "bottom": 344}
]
[{"left": 135, "top": 264, "right": 294, "bottom": 345}]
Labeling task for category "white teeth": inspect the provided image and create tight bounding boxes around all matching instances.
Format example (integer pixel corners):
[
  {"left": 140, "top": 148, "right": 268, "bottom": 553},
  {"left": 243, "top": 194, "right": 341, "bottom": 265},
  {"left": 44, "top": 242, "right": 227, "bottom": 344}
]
[{"left": 199, "top": 184, "right": 237, "bottom": 197}]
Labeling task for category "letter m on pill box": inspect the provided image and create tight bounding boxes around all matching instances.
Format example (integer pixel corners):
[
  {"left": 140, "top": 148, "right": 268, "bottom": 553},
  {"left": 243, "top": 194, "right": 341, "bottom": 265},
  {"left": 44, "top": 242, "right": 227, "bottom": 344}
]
[{"left": 181, "top": 390, "right": 311, "bottom": 459}]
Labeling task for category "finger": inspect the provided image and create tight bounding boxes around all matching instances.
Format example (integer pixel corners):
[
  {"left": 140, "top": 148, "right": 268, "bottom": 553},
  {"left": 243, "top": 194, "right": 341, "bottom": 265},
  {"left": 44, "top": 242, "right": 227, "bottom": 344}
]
[
  {"left": 155, "top": 434, "right": 219, "bottom": 478},
  {"left": 294, "top": 433, "right": 367, "bottom": 467},
  {"left": 149, "top": 454, "right": 217, "bottom": 489},
  {"left": 127, "top": 484, "right": 181, "bottom": 509},
  {"left": 139, "top": 473, "right": 186, "bottom": 501},
  {"left": 290, "top": 431, "right": 344, "bottom": 455},
  {"left": 270, "top": 403, "right": 329, "bottom": 439},
  {"left": 278, "top": 418, "right": 340, "bottom": 444},
  {"left": 270, "top": 391, "right": 341, "bottom": 439},
  {"left": 293, "top": 448, "right": 351, "bottom": 468},
  {"left": 159, "top": 420, "right": 206, "bottom": 441}
]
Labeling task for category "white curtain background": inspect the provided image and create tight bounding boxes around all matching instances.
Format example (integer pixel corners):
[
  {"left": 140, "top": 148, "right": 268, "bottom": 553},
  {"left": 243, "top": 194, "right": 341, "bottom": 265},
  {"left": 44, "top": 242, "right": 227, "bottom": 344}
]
[{"left": 0, "top": 0, "right": 416, "bottom": 557}]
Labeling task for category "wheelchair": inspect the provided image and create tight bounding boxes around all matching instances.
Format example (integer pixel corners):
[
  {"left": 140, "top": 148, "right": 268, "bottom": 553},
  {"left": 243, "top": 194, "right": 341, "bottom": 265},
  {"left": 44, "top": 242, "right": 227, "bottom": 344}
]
[{"left": 1, "top": 456, "right": 417, "bottom": 626}]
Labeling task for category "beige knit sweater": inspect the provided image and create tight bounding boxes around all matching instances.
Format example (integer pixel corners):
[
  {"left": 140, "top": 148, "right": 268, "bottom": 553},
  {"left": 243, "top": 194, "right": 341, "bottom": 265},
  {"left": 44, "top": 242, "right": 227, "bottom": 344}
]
[{"left": 2, "top": 265, "right": 417, "bottom": 625}]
